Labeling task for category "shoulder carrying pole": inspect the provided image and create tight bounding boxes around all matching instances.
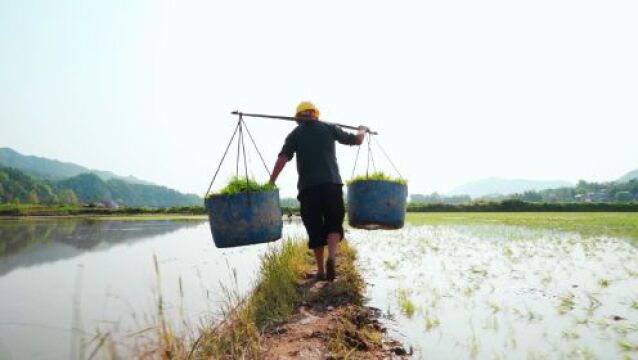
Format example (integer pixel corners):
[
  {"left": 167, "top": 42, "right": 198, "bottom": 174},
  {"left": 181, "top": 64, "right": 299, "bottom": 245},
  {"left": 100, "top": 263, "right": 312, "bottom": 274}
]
[{"left": 231, "top": 111, "right": 378, "bottom": 135}]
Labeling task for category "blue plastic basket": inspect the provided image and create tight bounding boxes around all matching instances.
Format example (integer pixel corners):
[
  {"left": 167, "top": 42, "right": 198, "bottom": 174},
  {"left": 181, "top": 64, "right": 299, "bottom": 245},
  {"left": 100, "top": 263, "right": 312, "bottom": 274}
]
[
  {"left": 347, "top": 180, "right": 408, "bottom": 230},
  {"left": 205, "top": 189, "right": 283, "bottom": 248}
]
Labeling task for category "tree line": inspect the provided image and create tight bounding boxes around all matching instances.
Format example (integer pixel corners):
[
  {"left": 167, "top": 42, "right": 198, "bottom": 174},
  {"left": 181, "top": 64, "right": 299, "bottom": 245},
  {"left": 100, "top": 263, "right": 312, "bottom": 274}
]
[{"left": 0, "top": 165, "right": 201, "bottom": 208}]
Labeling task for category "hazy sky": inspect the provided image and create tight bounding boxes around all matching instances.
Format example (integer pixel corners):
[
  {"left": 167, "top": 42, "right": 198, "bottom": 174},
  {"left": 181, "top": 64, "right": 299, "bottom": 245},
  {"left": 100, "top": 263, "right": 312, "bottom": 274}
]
[{"left": 1, "top": 0, "right": 636, "bottom": 197}]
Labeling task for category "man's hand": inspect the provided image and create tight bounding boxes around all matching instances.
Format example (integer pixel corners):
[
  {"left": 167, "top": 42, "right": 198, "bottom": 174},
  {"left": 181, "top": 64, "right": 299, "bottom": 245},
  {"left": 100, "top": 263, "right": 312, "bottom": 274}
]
[{"left": 355, "top": 125, "right": 369, "bottom": 145}]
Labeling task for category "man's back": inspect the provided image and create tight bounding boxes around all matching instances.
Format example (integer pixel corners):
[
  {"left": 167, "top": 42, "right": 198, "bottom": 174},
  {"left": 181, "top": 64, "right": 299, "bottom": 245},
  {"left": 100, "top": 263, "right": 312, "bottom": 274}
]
[{"left": 280, "top": 121, "right": 358, "bottom": 191}]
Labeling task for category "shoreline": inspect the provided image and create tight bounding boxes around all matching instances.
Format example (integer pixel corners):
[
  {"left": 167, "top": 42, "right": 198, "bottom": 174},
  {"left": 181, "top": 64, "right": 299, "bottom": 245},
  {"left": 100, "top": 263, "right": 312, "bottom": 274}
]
[
  {"left": 131, "top": 239, "right": 409, "bottom": 359},
  {"left": 0, "top": 214, "right": 208, "bottom": 221}
]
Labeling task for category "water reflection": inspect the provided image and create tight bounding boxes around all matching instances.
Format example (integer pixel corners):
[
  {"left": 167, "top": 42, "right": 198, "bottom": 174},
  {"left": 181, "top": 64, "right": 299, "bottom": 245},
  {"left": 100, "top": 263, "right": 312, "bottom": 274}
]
[
  {"left": 0, "top": 219, "right": 201, "bottom": 277},
  {"left": 0, "top": 219, "right": 307, "bottom": 360}
]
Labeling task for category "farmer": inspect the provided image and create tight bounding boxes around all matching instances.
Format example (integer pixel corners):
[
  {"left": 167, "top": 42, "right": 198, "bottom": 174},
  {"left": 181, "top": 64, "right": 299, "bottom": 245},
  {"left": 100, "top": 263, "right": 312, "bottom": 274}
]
[{"left": 269, "top": 101, "right": 368, "bottom": 281}]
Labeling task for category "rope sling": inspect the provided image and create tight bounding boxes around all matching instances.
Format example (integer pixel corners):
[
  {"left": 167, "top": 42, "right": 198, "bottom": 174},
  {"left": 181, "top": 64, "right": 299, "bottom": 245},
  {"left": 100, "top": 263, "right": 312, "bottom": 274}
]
[
  {"left": 204, "top": 114, "right": 271, "bottom": 198},
  {"left": 350, "top": 131, "right": 404, "bottom": 182}
]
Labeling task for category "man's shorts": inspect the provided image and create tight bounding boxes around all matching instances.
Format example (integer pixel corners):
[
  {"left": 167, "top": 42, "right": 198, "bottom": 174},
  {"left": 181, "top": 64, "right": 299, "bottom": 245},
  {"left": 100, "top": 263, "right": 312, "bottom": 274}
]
[{"left": 297, "top": 183, "right": 345, "bottom": 249}]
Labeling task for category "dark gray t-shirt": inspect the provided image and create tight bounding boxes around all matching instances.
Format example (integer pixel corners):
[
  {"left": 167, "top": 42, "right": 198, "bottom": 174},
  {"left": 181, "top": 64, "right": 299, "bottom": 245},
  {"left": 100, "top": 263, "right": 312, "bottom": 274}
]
[{"left": 279, "top": 121, "right": 358, "bottom": 191}]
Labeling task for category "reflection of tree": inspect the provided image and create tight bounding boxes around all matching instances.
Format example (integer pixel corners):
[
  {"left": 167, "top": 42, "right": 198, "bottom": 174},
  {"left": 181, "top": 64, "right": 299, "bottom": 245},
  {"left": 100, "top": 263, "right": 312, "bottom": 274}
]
[
  {"left": 0, "top": 220, "right": 71, "bottom": 257},
  {"left": 0, "top": 219, "right": 202, "bottom": 258}
]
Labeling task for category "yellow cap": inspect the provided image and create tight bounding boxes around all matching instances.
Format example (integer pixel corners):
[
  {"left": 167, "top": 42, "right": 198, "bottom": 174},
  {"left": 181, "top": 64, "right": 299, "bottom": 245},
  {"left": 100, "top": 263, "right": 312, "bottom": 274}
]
[{"left": 295, "top": 101, "right": 320, "bottom": 117}]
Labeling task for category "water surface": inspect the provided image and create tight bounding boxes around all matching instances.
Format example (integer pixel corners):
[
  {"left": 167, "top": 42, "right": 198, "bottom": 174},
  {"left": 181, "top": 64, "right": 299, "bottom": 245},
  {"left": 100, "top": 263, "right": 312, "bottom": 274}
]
[
  {"left": 350, "top": 215, "right": 638, "bottom": 359},
  {"left": 0, "top": 218, "right": 305, "bottom": 359}
]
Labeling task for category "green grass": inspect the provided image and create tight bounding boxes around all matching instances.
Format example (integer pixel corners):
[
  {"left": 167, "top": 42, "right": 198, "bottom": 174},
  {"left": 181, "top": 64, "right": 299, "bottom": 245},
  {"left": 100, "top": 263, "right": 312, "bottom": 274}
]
[
  {"left": 406, "top": 212, "right": 638, "bottom": 243},
  {"left": 347, "top": 172, "right": 407, "bottom": 186},
  {"left": 148, "top": 239, "right": 367, "bottom": 359},
  {"left": 191, "top": 239, "right": 309, "bottom": 358},
  {"left": 209, "top": 176, "right": 277, "bottom": 196}
]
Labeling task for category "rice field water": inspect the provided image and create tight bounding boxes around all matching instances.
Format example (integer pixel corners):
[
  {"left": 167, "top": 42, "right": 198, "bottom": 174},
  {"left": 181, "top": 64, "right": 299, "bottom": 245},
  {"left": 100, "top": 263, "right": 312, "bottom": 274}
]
[{"left": 348, "top": 213, "right": 638, "bottom": 359}]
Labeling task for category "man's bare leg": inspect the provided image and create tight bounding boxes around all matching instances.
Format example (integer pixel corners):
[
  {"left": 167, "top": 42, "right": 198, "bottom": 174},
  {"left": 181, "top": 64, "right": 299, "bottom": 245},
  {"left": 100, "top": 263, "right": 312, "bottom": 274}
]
[
  {"left": 327, "top": 232, "right": 341, "bottom": 260},
  {"left": 313, "top": 246, "right": 325, "bottom": 277},
  {"left": 326, "top": 232, "right": 341, "bottom": 281}
]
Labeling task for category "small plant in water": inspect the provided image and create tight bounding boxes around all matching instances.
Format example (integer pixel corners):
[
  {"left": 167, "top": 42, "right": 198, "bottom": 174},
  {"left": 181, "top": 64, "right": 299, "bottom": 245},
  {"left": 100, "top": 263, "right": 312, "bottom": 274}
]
[
  {"left": 424, "top": 310, "right": 440, "bottom": 331},
  {"left": 599, "top": 278, "right": 610, "bottom": 288},
  {"left": 586, "top": 293, "right": 602, "bottom": 316},
  {"left": 619, "top": 339, "right": 638, "bottom": 352},
  {"left": 383, "top": 260, "right": 398, "bottom": 271},
  {"left": 488, "top": 300, "right": 502, "bottom": 314},
  {"left": 470, "top": 334, "right": 480, "bottom": 358},
  {"left": 397, "top": 289, "right": 416, "bottom": 318},
  {"left": 562, "top": 329, "right": 580, "bottom": 340},
  {"left": 559, "top": 293, "right": 576, "bottom": 314},
  {"left": 347, "top": 172, "right": 407, "bottom": 185}
]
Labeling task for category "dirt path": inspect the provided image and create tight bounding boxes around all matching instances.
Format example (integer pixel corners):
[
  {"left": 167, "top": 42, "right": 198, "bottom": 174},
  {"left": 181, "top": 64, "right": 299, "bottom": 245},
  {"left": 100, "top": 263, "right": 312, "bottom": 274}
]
[{"left": 260, "top": 253, "right": 410, "bottom": 359}]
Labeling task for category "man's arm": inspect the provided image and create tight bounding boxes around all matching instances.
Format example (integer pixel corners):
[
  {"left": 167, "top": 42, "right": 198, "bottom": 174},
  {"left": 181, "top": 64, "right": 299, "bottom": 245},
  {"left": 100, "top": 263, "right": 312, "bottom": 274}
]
[
  {"left": 333, "top": 125, "right": 369, "bottom": 146},
  {"left": 269, "top": 154, "right": 288, "bottom": 184}
]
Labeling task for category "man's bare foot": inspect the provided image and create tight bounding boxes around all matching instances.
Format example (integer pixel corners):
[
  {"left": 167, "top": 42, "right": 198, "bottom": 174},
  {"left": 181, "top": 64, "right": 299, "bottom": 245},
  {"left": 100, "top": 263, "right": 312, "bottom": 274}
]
[{"left": 313, "top": 272, "right": 326, "bottom": 281}]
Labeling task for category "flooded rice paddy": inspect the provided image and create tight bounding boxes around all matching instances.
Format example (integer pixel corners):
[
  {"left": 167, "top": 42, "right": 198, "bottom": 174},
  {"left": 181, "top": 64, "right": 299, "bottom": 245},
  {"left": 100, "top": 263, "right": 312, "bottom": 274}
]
[
  {"left": 349, "top": 213, "right": 638, "bottom": 359},
  {"left": 0, "top": 213, "right": 637, "bottom": 359},
  {"left": 0, "top": 218, "right": 305, "bottom": 359}
]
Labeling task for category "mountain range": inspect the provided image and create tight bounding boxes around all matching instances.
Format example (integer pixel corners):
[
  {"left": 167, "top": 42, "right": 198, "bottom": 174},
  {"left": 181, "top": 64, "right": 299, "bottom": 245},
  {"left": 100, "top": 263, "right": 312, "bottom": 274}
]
[
  {"left": 449, "top": 169, "right": 638, "bottom": 198},
  {"left": 0, "top": 147, "right": 152, "bottom": 185},
  {"left": 0, "top": 148, "right": 201, "bottom": 207},
  {"left": 1, "top": 147, "right": 635, "bottom": 205},
  {"left": 449, "top": 177, "right": 574, "bottom": 198}
]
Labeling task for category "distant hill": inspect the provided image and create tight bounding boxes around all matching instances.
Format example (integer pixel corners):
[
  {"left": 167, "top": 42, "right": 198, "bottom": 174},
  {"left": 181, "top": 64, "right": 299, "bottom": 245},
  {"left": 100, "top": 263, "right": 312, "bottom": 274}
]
[
  {"left": 618, "top": 169, "right": 638, "bottom": 183},
  {"left": 0, "top": 147, "right": 153, "bottom": 185},
  {"left": 449, "top": 177, "right": 573, "bottom": 198},
  {"left": 0, "top": 166, "right": 201, "bottom": 208},
  {"left": 57, "top": 173, "right": 201, "bottom": 207},
  {"left": 0, "top": 166, "right": 202, "bottom": 208}
]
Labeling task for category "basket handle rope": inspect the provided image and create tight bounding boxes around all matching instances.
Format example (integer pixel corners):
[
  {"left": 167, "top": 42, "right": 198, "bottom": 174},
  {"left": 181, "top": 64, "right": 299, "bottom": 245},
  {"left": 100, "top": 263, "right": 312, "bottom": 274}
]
[
  {"left": 350, "top": 133, "right": 404, "bottom": 182},
  {"left": 205, "top": 114, "right": 271, "bottom": 198}
]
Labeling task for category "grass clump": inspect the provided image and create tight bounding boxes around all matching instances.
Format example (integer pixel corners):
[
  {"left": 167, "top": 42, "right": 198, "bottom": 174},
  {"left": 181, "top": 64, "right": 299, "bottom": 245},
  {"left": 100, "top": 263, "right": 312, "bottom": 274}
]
[
  {"left": 250, "top": 240, "right": 311, "bottom": 330},
  {"left": 347, "top": 172, "right": 407, "bottom": 186},
  {"left": 397, "top": 289, "right": 417, "bottom": 318},
  {"left": 193, "top": 239, "right": 310, "bottom": 358},
  {"left": 213, "top": 177, "right": 277, "bottom": 196}
]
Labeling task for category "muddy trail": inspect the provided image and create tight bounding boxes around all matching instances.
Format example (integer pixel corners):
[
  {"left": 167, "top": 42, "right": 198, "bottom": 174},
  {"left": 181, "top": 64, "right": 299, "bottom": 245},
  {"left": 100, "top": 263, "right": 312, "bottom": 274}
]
[{"left": 260, "top": 247, "right": 410, "bottom": 359}]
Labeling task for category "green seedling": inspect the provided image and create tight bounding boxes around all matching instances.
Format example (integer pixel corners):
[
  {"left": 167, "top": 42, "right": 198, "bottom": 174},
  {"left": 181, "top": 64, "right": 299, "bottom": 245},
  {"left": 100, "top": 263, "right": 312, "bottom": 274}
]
[
  {"left": 347, "top": 172, "right": 407, "bottom": 186},
  {"left": 397, "top": 289, "right": 416, "bottom": 318},
  {"left": 425, "top": 314, "right": 440, "bottom": 331},
  {"left": 562, "top": 329, "right": 580, "bottom": 340},
  {"left": 619, "top": 339, "right": 638, "bottom": 352},
  {"left": 383, "top": 260, "right": 398, "bottom": 270},
  {"left": 208, "top": 176, "right": 277, "bottom": 197},
  {"left": 559, "top": 293, "right": 576, "bottom": 315}
]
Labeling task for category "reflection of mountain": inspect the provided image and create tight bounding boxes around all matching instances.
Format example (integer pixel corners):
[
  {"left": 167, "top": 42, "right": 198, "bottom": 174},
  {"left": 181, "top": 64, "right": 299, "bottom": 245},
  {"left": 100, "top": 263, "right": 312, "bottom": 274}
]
[{"left": 0, "top": 220, "right": 205, "bottom": 277}]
